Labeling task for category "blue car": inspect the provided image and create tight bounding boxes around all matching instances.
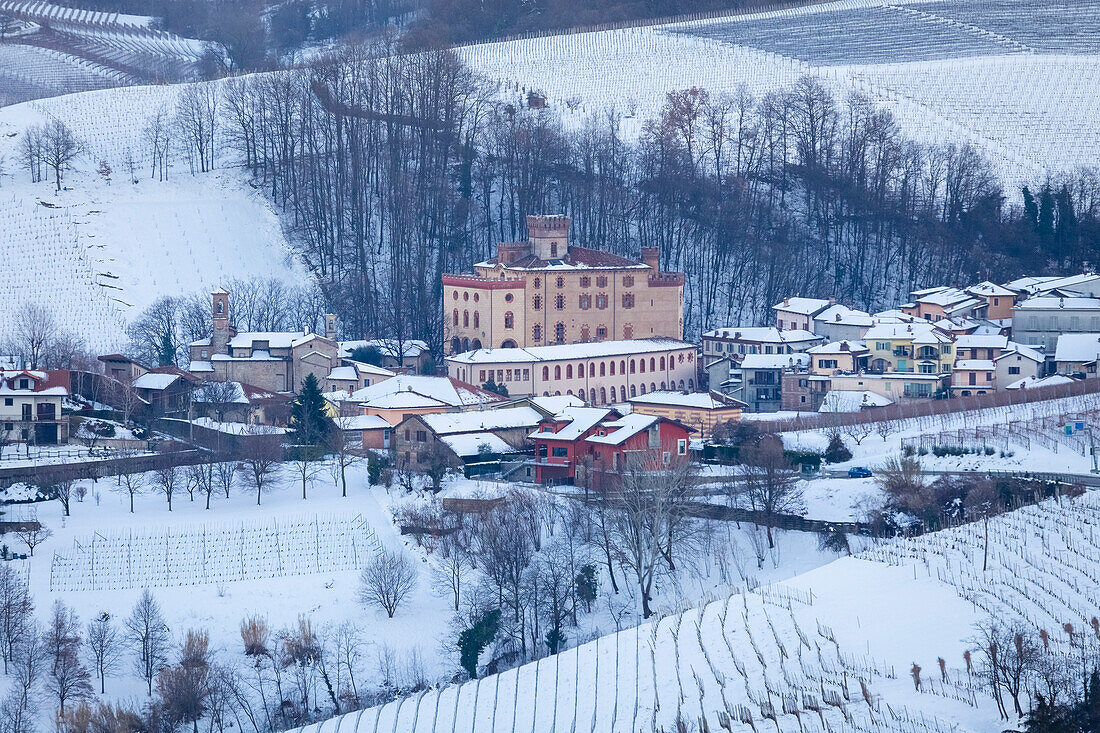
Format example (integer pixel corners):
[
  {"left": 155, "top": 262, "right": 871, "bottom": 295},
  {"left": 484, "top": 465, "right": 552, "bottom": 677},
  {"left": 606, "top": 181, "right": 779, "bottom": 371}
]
[{"left": 848, "top": 467, "right": 872, "bottom": 479}]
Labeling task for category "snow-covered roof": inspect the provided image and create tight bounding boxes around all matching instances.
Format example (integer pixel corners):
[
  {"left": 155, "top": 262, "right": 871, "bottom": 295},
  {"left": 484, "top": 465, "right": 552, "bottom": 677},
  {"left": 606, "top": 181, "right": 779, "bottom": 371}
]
[
  {"left": 586, "top": 413, "right": 663, "bottom": 446},
  {"left": 967, "top": 281, "right": 1015, "bottom": 297},
  {"left": 132, "top": 372, "right": 180, "bottom": 390},
  {"left": 328, "top": 361, "right": 395, "bottom": 382},
  {"left": 336, "top": 415, "right": 391, "bottom": 431},
  {"left": 819, "top": 390, "right": 893, "bottom": 413},
  {"left": 1031, "top": 273, "right": 1100, "bottom": 295},
  {"left": 772, "top": 297, "right": 831, "bottom": 315},
  {"left": 1005, "top": 374, "right": 1075, "bottom": 390},
  {"left": 871, "top": 309, "right": 915, "bottom": 322},
  {"left": 813, "top": 304, "right": 873, "bottom": 326},
  {"left": 807, "top": 340, "right": 868, "bottom": 355},
  {"left": 628, "top": 390, "right": 745, "bottom": 410},
  {"left": 445, "top": 338, "right": 694, "bottom": 365},
  {"left": 529, "top": 395, "right": 584, "bottom": 414},
  {"left": 1003, "top": 275, "right": 1059, "bottom": 293},
  {"left": 1014, "top": 296, "right": 1100, "bottom": 311},
  {"left": 189, "top": 360, "right": 214, "bottom": 372},
  {"left": 421, "top": 406, "right": 543, "bottom": 435},
  {"left": 530, "top": 406, "right": 617, "bottom": 441},
  {"left": 739, "top": 353, "right": 810, "bottom": 370},
  {"left": 191, "top": 418, "right": 288, "bottom": 435},
  {"left": 995, "top": 342, "right": 1044, "bottom": 363},
  {"left": 332, "top": 375, "right": 501, "bottom": 408},
  {"left": 1054, "top": 333, "right": 1100, "bottom": 363},
  {"left": 863, "top": 322, "right": 952, "bottom": 344},
  {"left": 227, "top": 331, "right": 309, "bottom": 350},
  {"left": 955, "top": 334, "right": 1008, "bottom": 350},
  {"left": 954, "top": 359, "right": 995, "bottom": 370},
  {"left": 702, "top": 327, "right": 821, "bottom": 344},
  {"left": 439, "top": 432, "right": 516, "bottom": 458}
]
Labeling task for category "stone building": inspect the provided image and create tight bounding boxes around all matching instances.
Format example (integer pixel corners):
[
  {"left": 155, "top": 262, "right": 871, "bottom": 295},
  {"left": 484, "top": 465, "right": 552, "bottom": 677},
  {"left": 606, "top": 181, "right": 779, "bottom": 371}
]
[
  {"left": 442, "top": 215, "right": 684, "bottom": 353},
  {"left": 188, "top": 289, "right": 340, "bottom": 394}
]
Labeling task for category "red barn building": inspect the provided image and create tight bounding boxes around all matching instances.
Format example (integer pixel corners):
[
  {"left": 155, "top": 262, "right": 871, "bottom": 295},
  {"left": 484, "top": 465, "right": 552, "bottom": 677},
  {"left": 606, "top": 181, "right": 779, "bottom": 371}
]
[{"left": 530, "top": 406, "right": 693, "bottom": 488}]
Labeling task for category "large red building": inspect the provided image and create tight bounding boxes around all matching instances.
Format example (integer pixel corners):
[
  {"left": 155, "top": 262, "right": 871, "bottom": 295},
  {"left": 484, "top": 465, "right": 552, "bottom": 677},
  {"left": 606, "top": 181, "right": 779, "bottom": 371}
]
[{"left": 530, "top": 406, "right": 693, "bottom": 488}]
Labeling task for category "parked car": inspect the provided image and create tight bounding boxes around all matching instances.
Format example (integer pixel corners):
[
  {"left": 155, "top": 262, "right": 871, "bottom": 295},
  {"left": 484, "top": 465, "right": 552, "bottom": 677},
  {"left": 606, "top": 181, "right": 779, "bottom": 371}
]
[{"left": 848, "top": 466, "right": 872, "bottom": 479}]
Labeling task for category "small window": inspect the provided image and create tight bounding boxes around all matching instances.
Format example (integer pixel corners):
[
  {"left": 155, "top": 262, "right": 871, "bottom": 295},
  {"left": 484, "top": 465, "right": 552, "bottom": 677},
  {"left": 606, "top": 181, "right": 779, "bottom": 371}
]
[
  {"left": 556, "top": 277, "right": 565, "bottom": 288},
  {"left": 416, "top": 430, "right": 427, "bottom": 442},
  {"left": 533, "top": 295, "right": 542, "bottom": 310},
  {"left": 624, "top": 276, "right": 634, "bottom": 287},
  {"left": 580, "top": 276, "right": 591, "bottom": 288},
  {"left": 505, "top": 293, "right": 514, "bottom": 302},
  {"left": 596, "top": 276, "right": 608, "bottom": 288},
  {"left": 677, "top": 439, "right": 687, "bottom": 455},
  {"left": 3, "top": 398, "right": 11, "bottom": 407},
  {"left": 552, "top": 447, "right": 568, "bottom": 457},
  {"left": 463, "top": 292, "right": 469, "bottom": 301},
  {"left": 533, "top": 277, "right": 541, "bottom": 288}
]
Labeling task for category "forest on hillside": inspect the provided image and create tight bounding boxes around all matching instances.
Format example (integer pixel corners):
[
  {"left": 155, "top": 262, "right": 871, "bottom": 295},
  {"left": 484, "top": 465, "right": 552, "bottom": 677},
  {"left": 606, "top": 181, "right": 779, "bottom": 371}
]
[{"left": 157, "top": 47, "right": 1093, "bottom": 351}]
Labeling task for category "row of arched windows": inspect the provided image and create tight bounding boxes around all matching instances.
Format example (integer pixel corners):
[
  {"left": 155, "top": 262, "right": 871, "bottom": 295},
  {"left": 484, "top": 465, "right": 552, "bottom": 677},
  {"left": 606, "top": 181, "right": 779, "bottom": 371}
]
[
  {"left": 540, "top": 379, "right": 695, "bottom": 405},
  {"left": 452, "top": 309, "right": 481, "bottom": 328},
  {"left": 539, "top": 354, "right": 682, "bottom": 380}
]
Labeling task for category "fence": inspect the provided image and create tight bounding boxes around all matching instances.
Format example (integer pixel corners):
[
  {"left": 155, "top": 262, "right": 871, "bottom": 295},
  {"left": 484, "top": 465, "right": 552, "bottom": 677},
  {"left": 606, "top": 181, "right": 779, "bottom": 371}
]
[
  {"left": 756, "top": 377, "right": 1100, "bottom": 434},
  {"left": 0, "top": 448, "right": 206, "bottom": 487},
  {"left": 49, "top": 513, "right": 381, "bottom": 592}
]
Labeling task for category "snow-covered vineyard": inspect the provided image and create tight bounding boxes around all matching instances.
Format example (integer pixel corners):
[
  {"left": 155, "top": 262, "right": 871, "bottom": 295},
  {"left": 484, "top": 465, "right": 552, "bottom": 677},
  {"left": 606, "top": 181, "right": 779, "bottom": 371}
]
[{"left": 458, "top": 0, "right": 1100, "bottom": 187}]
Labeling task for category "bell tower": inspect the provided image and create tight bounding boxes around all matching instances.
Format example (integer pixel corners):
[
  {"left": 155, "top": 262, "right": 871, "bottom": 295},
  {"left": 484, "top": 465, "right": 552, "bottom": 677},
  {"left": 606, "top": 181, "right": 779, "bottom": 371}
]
[
  {"left": 527, "top": 215, "right": 571, "bottom": 260},
  {"left": 211, "top": 288, "right": 234, "bottom": 354}
]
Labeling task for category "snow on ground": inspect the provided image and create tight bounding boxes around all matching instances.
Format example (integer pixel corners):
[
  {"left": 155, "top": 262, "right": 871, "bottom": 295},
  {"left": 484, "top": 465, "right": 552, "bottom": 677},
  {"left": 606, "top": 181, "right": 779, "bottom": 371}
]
[{"left": 0, "top": 86, "right": 308, "bottom": 352}]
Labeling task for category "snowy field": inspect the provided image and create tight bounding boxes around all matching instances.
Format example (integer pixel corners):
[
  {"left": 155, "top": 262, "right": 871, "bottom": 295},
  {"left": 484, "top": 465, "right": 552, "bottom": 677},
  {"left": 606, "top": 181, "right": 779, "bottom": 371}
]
[
  {"left": 0, "top": 89, "right": 308, "bottom": 352},
  {"left": 458, "top": 0, "right": 1100, "bottom": 188}
]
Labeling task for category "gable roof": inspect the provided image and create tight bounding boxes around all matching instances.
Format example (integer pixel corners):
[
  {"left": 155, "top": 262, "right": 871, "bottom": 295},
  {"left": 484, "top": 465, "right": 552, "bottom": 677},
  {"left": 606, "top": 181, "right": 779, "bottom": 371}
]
[
  {"left": 530, "top": 406, "right": 619, "bottom": 441},
  {"left": 1055, "top": 333, "right": 1100, "bottom": 364},
  {"left": 738, "top": 353, "right": 810, "bottom": 371},
  {"left": 446, "top": 338, "right": 694, "bottom": 365},
  {"left": 628, "top": 390, "right": 746, "bottom": 410},
  {"left": 772, "top": 297, "right": 831, "bottom": 316},
  {"left": 420, "top": 406, "right": 544, "bottom": 435},
  {"left": 702, "top": 327, "right": 821, "bottom": 344},
  {"left": 813, "top": 304, "right": 874, "bottom": 327},
  {"left": 331, "top": 375, "right": 501, "bottom": 409},
  {"left": 807, "top": 340, "right": 869, "bottom": 355}
]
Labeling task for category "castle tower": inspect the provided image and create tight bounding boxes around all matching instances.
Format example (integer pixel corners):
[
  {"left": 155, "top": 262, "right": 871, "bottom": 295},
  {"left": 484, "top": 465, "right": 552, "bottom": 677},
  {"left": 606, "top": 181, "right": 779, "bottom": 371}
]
[
  {"left": 211, "top": 289, "right": 233, "bottom": 354},
  {"left": 527, "top": 214, "right": 570, "bottom": 260},
  {"left": 641, "top": 246, "right": 660, "bottom": 272},
  {"left": 324, "top": 313, "right": 337, "bottom": 341}
]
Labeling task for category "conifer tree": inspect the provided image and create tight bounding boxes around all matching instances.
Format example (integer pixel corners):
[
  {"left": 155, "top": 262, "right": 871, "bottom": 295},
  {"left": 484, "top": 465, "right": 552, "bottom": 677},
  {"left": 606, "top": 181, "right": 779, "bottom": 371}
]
[{"left": 291, "top": 374, "right": 330, "bottom": 446}]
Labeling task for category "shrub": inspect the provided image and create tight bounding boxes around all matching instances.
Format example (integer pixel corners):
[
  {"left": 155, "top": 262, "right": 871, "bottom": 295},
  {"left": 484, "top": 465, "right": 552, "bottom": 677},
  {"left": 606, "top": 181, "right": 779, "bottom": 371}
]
[{"left": 823, "top": 434, "right": 852, "bottom": 463}]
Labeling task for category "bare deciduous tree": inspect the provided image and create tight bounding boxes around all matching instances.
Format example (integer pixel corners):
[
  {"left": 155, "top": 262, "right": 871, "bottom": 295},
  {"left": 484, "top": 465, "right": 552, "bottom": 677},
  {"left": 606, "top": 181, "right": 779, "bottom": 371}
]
[
  {"left": 238, "top": 434, "right": 282, "bottom": 505},
  {"left": 15, "top": 517, "right": 51, "bottom": 557},
  {"left": 0, "top": 563, "right": 34, "bottom": 674},
  {"left": 85, "top": 611, "right": 122, "bottom": 694},
  {"left": 359, "top": 549, "right": 417, "bottom": 618},
  {"left": 126, "top": 589, "right": 170, "bottom": 695},
  {"left": 154, "top": 464, "right": 179, "bottom": 511},
  {"left": 114, "top": 449, "right": 146, "bottom": 513},
  {"left": 42, "top": 117, "right": 83, "bottom": 191},
  {"left": 327, "top": 418, "right": 365, "bottom": 497},
  {"left": 741, "top": 437, "right": 804, "bottom": 548}
]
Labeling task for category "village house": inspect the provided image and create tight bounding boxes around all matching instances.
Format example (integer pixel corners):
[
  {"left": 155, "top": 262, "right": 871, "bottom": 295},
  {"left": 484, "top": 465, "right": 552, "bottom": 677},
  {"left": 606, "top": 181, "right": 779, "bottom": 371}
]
[
  {"left": 1054, "top": 333, "right": 1100, "bottom": 377},
  {"left": 445, "top": 338, "right": 698, "bottom": 404},
  {"left": 819, "top": 389, "right": 893, "bottom": 412},
  {"left": 863, "top": 322, "right": 954, "bottom": 375},
  {"left": 132, "top": 367, "right": 200, "bottom": 418},
  {"left": 338, "top": 339, "right": 434, "bottom": 374},
  {"left": 781, "top": 371, "right": 830, "bottom": 412},
  {"left": 701, "top": 327, "right": 822, "bottom": 368},
  {"left": 627, "top": 390, "right": 744, "bottom": 438},
  {"left": 966, "top": 281, "right": 1018, "bottom": 322},
  {"left": 98, "top": 354, "right": 148, "bottom": 383},
  {"left": 725, "top": 353, "right": 810, "bottom": 413},
  {"left": 954, "top": 334, "right": 1008, "bottom": 362},
  {"left": 829, "top": 372, "right": 947, "bottom": 402},
  {"left": 191, "top": 381, "right": 293, "bottom": 426},
  {"left": 0, "top": 370, "right": 69, "bottom": 445},
  {"left": 995, "top": 343, "right": 1044, "bottom": 387},
  {"left": 188, "top": 289, "right": 341, "bottom": 394},
  {"left": 950, "top": 360, "right": 997, "bottom": 396},
  {"left": 391, "top": 405, "right": 544, "bottom": 475},
  {"left": 902, "top": 286, "right": 981, "bottom": 322},
  {"left": 806, "top": 340, "right": 869, "bottom": 375},
  {"left": 773, "top": 297, "right": 832, "bottom": 331},
  {"left": 529, "top": 406, "right": 692, "bottom": 488},
  {"left": 1012, "top": 296, "right": 1100, "bottom": 353},
  {"left": 443, "top": 215, "right": 684, "bottom": 353},
  {"left": 812, "top": 305, "right": 875, "bottom": 342},
  {"left": 323, "top": 361, "right": 395, "bottom": 393}
]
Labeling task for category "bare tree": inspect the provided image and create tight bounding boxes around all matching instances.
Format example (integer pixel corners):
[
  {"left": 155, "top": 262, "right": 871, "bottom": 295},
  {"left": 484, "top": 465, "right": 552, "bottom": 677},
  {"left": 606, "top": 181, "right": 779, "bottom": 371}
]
[
  {"left": 6, "top": 622, "right": 44, "bottom": 730},
  {"left": 15, "top": 518, "right": 51, "bottom": 557},
  {"left": 85, "top": 611, "right": 121, "bottom": 694},
  {"left": 842, "top": 421, "right": 873, "bottom": 446},
  {"left": 45, "top": 641, "right": 92, "bottom": 716},
  {"left": 41, "top": 117, "right": 83, "bottom": 191},
  {"left": 875, "top": 420, "right": 895, "bottom": 442},
  {"left": 327, "top": 418, "right": 364, "bottom": 497},
  {"left": 187, "top": 457, "right": 215, "bottom": 509},
  {"left": 432, "top": 530, "right": 473, "bottom": 612},
  {"left": 154, "top": 464, "right": 179, "bottom": 511},
  {"left": 0, "top": 563, "right": 34, "bottom": 673},
  {"left": 238, "top": 434, "right": 281, "bottom": 505},
  {"left": 290, "top": 449, "right": 323, "bottom": 500},
  {"left": 144, "top": 104, "right": 173, "bottom": 181},
  {"left": 358, "top": 549, "right": 417, "bottom": 618},
  {"left": 176, "top": 83, "right": 218, "bottom": 174},
  {"left": 157, "top": 629, "right": 213, "bottom": 731},
  {"left": 741, "top": 436, "right": 804, "bottom": 548},
  {"left": 114, "top": 450, "right": 146, "bottom": 513},
  {"left": 196, "top": 379, "right": 242, "bottom": 424},
  {"left": 606, "top": 452, "right": 696, "bottom": 618},
  {"left": 8, "top": 302, "right": 56, "bottom": 369},
  {"left": 214, "top": 460, "right": 236, "bottom": 500},
  {"left": 126, "top": 589, "right": 170, "bottom": 695}
]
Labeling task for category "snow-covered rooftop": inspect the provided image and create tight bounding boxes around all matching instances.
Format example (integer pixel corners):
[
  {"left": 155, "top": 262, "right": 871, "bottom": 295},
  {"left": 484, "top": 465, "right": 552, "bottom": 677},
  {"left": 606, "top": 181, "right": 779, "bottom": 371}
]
[
  {"left": 628, "top": 390, "right": 745, "bottom": 410},
  {"left": 738, "top": 353, "right": 810, "bottom": 371},
  {"left": 1054, "top": 333, "right": 1100, "bottom": 363},
  {"left": 421, "top": 406, "right": 544, "bottom": 435},
  {"left": 132, "top": 372, "right": 180, "bottom": 390},
  {"left": 772, "top": 297, "right": 831, "bottom": 315},
  {"left": 445, "top": 338, "right": 694, "bottom": 365},
  {"left": 813, "top": 304, "right": 873, "bottom": 326},
  {"left": 806, "top": 340, "right": 868, "bottom": 355},
  {"left": 819, "top": 389, "right": 892, "bottom": 412},
  {"left": 955, "top": 334, "right": 1009, "bottom": 350},
  {"left": 953, "top": 359, "right": 995, "bottom": 370},
  {"left": 586, "top": 412, "right": 662, "bottom": 446},
  {"left": 702, "top": 327, "right": 821, "bottom": 344},
  {"left": 1014, "top": 296, "right": 1100, "bottom": 311}
]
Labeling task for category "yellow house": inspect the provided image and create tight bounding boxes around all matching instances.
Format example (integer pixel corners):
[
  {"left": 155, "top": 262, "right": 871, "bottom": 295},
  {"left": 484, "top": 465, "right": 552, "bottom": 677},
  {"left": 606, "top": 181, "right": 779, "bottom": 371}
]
[{"left": 863, "top": 322, "right": 954, "bottom": 375}]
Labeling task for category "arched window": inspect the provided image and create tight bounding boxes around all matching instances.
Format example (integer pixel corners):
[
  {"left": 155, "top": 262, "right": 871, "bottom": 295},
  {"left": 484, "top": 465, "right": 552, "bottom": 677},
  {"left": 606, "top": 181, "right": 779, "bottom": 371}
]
[
  {"left": 589, "top": 362, "right": 596, "bottom": 377},
  {"left": 590, "top": 388, "right": 597, "bottom": 404},
  {"left": 660, "top": 356, "right": 666, "bottom": 370},
  {"left": 533, "top": 277, "right": 541, "bottom": 288},
  {"left": 452, "top": 309, "right": 459, "bottom": 326},
  {"left": 463, "top": 292, "right": 469, "bottom": 301},
  {"left": 580, "top": 325, "right": 590, "bottom": 342},
  {"left": 542, "top": 366, "right": 549, "bottom": 380},
  {"left": 451, "top": 338, "right": 461, "bottom": 353},
  {"left": 649, "top": 358, "right": 656, "bottom": 372},
  {"left": 533, "top": 324, "right": 542, "bottom": 341},
  {"left": 630, "top": 385, "right": 636, "bottom": 397},
  {"left": 639, "top": 359, "right": 646, "bottom": 373},
  {"left": 216, "top": 300, "right": 224, "bottom": 314},
  {"left": 622, "top": 293, "right": 634, "bottom": 308},
  {"left": 504, "top": 312, "right": 514, "bottom": 329},
  {"left": 623, "top": 324, "right": 633, "bottom": 339},
  {"left": 620, "top": 360, "right": 626, "bottom": 374},
  {"left": 554, "top": 365, "right": 561, "bottom": 379},
  {"left": 473, "top": 311, "right": 479, "bottom": 328},
  {"left": 688, "top": 378, "right": 694, "bottom": 390},
  {"left": 462, "top": 338, "right": 470, "bottom": 351},
  {"left": 533, "top": 295, "right": 542, "bottom": 310},
  {"left": 619, "top": 386, "right": 627, "bottom": 402},
  {"left": 555, "top": 294, "right": 565, "bottom": 310},
  {"left": 554, "top": 322, "right": 566, "bottom": 343},
  {"left": 463, "top": 310, "right": 469, "bottom": 327},
  {"left": 566, "top": 364, "right": 573, "bottom": 379},
  {"left": 600, "top": 387, "right": 607, "bottom": 403},
  {"left": 580, "top": 276, "right": 591, "bottom": 288},
  {"left": 600, "top": 362, "right": 606, "bottom": 376},
  {"left": 579, "top": 294, "right": 591, "bottom": 310},
  {"left": 639, "top": 383, "right": 646, "bottom": 395},
  {"left": 660, "top": 381, "right": 666, "bottom": 389},
  {"left": 556, "top": 276, "right": 565, "bottom": 288},
  {"left": 629, "top": 360, "right": 636, "bottom": 374},
  {"left": 623, "top": 276, "right": 634, "bottom": 287},
  {"left": 650, "top": 382, "right": 656, "bottom": 393},
  {"left": 567, "top": 389, "right": 573, "bottom": 396},
  {"left": 678, "top": 379, "right": 685, "bottom": 389}
]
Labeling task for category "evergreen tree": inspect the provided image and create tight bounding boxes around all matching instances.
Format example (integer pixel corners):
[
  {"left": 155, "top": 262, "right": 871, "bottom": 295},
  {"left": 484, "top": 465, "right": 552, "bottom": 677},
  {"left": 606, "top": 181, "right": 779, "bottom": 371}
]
[
  {"left": 291, "top": 373, "right": 331, "bottom": 446},
  {"left": 823, "top": 433, "right": 852, "bottom": 464},
  {"left": 457, "top": 609, "right": 500, "bottom": 679}
]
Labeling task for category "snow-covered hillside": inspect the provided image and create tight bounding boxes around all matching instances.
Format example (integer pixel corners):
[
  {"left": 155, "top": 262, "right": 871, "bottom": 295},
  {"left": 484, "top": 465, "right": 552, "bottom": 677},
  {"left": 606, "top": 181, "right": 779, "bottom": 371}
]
[
  {"left": 0, "top": 88, "right": 307, "bottom": 352},
  {"left": 457, "top": 0, "right": 1100, "bottom": 188}
]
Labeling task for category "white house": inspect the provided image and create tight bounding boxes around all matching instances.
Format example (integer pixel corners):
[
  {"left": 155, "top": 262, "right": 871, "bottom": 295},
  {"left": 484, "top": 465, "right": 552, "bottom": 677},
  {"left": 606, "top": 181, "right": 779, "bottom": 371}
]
[{"left": 0, "top": 370, "right": 69, "bottom": 446}]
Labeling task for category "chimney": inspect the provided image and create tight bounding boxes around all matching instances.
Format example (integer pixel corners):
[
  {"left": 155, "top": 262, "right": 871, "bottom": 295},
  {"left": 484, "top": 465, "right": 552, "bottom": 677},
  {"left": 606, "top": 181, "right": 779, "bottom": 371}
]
[
  {"left": 526, "top": 214, "right": 571, "bottom": 260},
  {"left": 324, "top": 313, "right": 337, "bottom": 341},
  {"left": 641, "top": 246, "right": 660, "bottom": 272}
]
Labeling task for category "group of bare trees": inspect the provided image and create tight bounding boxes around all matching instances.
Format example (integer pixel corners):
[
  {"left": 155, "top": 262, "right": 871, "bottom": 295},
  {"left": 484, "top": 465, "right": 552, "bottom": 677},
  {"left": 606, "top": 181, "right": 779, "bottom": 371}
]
[
  {"left": 0, "top": 302, "right": 88, "bottom": 371},
  {"left": 19, "top": 118, "right": 83, "bottom": 191}
]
